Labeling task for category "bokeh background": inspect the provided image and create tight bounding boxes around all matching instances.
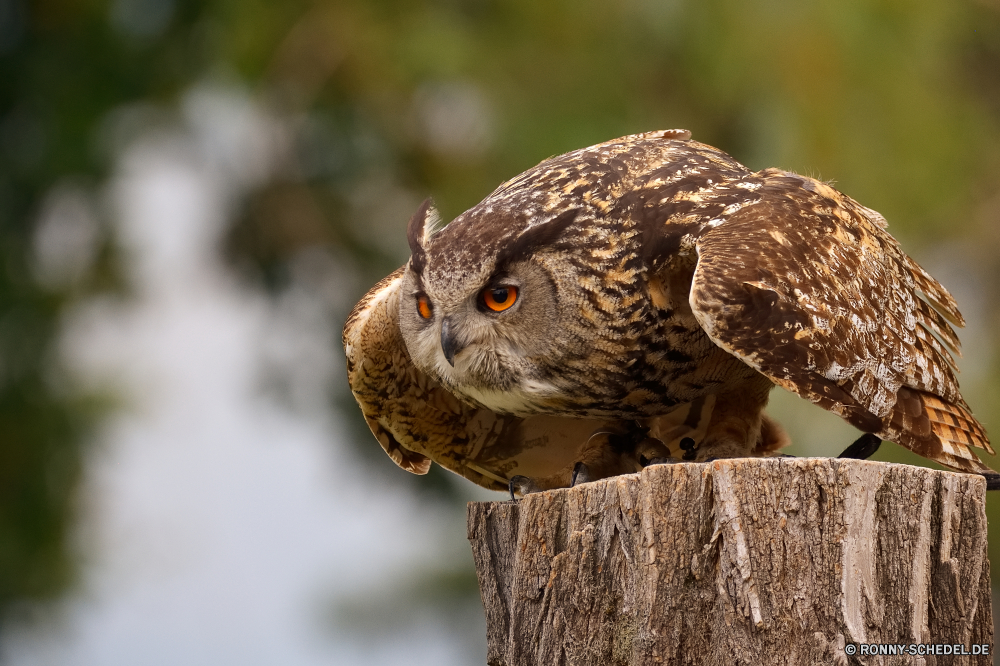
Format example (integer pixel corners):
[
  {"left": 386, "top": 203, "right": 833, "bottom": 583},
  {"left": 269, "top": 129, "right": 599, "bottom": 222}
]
[{"left": 2, "top": 0, "right": 1000, "bottom": 663}]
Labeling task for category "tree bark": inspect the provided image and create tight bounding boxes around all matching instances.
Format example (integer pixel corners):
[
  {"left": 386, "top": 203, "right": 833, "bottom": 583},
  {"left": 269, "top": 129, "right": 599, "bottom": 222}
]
[{"left": 467, "top": 458, "right": 993, "bottom": 666}]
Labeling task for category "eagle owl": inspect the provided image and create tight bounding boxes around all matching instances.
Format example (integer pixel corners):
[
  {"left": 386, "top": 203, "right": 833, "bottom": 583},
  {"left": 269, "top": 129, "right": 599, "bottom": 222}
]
[{"left": 344, "top": 129, "right": 995, "bottom": 493}]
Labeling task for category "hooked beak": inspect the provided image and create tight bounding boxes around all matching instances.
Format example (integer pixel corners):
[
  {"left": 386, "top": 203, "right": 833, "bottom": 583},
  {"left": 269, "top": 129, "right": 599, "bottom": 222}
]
[{"left": 440, "top": 317, "right": 463, "bottom": 367}]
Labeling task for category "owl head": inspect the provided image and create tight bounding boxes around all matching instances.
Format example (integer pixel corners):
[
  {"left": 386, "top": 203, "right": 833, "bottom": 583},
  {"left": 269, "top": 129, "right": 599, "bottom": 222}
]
[
  {"left": 397, "top": 197, "right": 594, "bottom": 416},
  {"left": 395, "top": 131, "right": 706, "bottom": 419}
]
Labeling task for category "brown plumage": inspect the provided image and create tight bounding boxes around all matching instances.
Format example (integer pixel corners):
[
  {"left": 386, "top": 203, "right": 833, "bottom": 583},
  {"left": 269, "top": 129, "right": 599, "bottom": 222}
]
[
  {"left": 344, "top": 129, "right": 994, "bottom": 491},
  {"left": 343, "top": 266, "right": 757, "bottom": 491}
]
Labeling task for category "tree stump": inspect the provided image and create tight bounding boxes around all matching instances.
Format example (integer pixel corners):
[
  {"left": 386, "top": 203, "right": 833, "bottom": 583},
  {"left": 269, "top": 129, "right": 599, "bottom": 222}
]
[{"left": 467, "top": 458, "right": 993, "bottom": 665}]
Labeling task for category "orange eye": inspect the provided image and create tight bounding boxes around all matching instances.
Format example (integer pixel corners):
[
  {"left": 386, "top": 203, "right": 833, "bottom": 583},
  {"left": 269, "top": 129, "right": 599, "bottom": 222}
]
[
  {"left": 416, "top": 295, "right": 433, "bottom": 319},
  {"left": 482, "top": 285, "right": 518, "bottom": 312}
]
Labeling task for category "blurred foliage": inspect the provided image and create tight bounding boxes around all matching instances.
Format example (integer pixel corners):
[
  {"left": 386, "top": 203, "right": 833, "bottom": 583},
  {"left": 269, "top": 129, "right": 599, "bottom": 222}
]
[{"left": 3, "top": 0, "right": 1000, "bottom": 625}]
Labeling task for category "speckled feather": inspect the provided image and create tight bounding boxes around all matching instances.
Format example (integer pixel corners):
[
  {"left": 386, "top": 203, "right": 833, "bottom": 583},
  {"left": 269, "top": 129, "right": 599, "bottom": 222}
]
[
  {"left": 350, "top": 129, "right": 993, "bottom": 485},
  {"left": 343, "top": 264, "right": 741, "bottom": 491},
  {"left": 417, "top": 131, "right": 763, "bottom": 418},
  {"left": 684, "top": 168, "right": 993, "bottom": 471}
]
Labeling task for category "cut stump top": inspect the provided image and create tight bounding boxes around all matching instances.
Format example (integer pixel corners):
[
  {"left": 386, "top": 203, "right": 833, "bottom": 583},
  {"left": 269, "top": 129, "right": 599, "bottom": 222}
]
[{"left": 467, "top": 458, "right": 992, "bottom": 666}]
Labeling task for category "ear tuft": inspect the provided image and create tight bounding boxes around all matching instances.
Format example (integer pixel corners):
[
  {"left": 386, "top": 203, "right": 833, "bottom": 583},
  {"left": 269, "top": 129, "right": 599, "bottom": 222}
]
[
  {"left": 423, "top": 205, "right": 444, "bottom": 242},
  {"left": 407, "top": 198, "right": 434, "bottom": 253},
  {"left": 407, "top": 198, "right": 438, "bottom": 276}
]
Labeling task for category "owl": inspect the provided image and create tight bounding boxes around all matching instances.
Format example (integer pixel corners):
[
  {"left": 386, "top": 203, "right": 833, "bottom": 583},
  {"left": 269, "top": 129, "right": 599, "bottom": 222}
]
[{"left": 344, "top": 129, "right": 995, "bottom": 494}]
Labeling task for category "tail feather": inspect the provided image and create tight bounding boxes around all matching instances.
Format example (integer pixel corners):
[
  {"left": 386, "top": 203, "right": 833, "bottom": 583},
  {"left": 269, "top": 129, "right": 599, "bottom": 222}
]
[{"left": 887, "top": 387, "right": 994, "bottom": 474}]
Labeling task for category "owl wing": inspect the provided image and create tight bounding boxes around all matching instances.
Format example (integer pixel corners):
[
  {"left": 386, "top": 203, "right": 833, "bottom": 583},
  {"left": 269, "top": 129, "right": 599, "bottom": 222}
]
[
  {"left": 344, "top": 268, "right": 434, "bottom": 476},
  {"left": 685, "top": 170, "right": 994, "bottom": 474}
]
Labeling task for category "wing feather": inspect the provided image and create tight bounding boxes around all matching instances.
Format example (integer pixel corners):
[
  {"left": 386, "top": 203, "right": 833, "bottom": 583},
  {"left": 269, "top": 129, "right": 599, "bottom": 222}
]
[{"left": 687, "top": 170, "right": 992, "bottom": 473}]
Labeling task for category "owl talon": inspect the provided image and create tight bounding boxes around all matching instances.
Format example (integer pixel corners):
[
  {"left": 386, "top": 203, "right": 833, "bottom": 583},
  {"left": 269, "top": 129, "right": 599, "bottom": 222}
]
[
  {"left": 570, "top": 462, "right": 592, "bottom": 487},
  {"left": 838, "top": 433, "right": 882, "bottom": 460},
  {"left": 509, "top": 475, "right": 541, "bottom": 500},
  {"left": 679, "top": 437, "right": 699, "bottom": 461}
]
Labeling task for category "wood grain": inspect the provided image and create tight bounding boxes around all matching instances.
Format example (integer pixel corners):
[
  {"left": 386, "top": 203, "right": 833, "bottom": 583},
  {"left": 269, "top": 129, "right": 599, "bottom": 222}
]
[{"left": 467, "top": 458, "right": 992, "bottom": 666}]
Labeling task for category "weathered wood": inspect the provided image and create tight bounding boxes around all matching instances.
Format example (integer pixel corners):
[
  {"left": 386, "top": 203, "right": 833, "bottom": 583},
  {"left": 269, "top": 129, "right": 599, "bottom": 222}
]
[{"left": 467, "top": 458, "right": 993, "bottom": 666}]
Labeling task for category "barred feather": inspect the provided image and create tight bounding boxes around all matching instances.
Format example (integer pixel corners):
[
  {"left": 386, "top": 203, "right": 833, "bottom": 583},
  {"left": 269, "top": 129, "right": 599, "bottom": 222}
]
[
  {"left": 688, "top": 165, "right": 993, "bottom": 475},
  {"left": 346, "top": 129, "right": 994, "bottom": 489},
  {"left": 887, "top": 389, "right": 993, "bottom": 473}
]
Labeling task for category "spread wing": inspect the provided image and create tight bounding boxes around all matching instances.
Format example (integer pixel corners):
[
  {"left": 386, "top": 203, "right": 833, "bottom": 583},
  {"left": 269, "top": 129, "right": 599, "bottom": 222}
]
[
  {"left": 687, "top": 170, "right": 993, "bottom": 474},
  {"left": 343, "top": 267, "right": 729, "bottom": 490}
]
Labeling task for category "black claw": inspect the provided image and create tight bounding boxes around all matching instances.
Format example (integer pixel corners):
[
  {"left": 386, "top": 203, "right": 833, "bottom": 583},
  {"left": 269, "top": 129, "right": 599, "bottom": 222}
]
[
  {"left": 571, "top": 462, "right": 591, "bottom": 487},
  {"left": 679, "top": 437, "right": 698, "bottom": 461},
  {"left": 980, "top": 473, "right": 1000, "bottom": 491},
  {"left": 838, "top": 433, "right": 882, "bottom": 460}
]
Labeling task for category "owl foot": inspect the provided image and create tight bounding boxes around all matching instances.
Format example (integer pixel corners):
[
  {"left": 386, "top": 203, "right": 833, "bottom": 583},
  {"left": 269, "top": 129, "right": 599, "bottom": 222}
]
[
  {"left": 509, "top": 475, "right": 542, "bottom": 500},
  {"left": 671, "top": 433, "right": 752, "bottom": 463},
  {"left": 837, "top": 433, "right": 882, "bottom": 460},
  {"left": 571, "top": 462, "right": 592, "bottom": 486}
]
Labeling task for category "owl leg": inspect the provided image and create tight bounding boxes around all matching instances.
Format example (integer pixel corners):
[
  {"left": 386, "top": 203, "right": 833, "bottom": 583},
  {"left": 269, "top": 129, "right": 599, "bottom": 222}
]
[
  {"left": 509, "top": 423, "right": 671, "bottom": 495},
  {"left": 637, "top": 436, "right": 679, "bottom": 466},
  {"left": 692, "top": 379, "right": 775, "bottom": 462},
  {"left": 568, "top": 425, "right": 683, "bottom": 480},
  {"left": 754, "top": 413, "right": 791, "bottom": 454},
  {"left": 597, "top": 424, "right": 676, "bottom": 471},
  {"left": 566, "top": 426, "right": 647, "bottom": 486}
]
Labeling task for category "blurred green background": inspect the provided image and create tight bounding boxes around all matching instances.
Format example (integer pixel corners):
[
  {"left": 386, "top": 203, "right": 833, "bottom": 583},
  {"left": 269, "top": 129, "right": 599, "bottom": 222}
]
[{"left": 2, "top": 0, "right": 1000, "bottom": 660}]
